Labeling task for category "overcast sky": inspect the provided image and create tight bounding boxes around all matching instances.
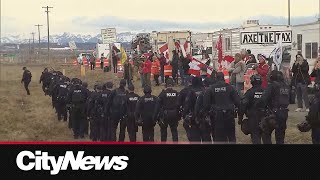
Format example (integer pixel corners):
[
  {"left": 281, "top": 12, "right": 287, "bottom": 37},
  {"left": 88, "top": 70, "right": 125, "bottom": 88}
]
[{"left": 2, "top": 0, "right": 320, "bottom": 36}]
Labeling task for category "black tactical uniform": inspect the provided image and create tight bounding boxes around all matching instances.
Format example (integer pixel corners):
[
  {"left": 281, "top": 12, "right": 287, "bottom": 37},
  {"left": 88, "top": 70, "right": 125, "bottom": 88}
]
[
  {"left": 305, "top": 90, "right": 320, "bottom": 144},
  {"left": 98, "top": 83, "right": 113, "bottom": 141},
  {"left": 155, "top": 78, "right": 180, "bottom": 142},
  {"left": 125, "top": 84, "right": 140, "bottom": 142},
  {"left": 68, "top": 79, "right": 89, "bottom": 139},
  {"left": 66, "top": 78, "right": 80, "bottom": 129},
  {"left": 21, "top": 67, "right": 32, "bottom": 95},
  {"left": 204, "top": 72, "right": 241, "bottom": 143},
  {"left": 107, "top": 79, "right": 128, "bottom": 141},
  {"left": 87, "top": 84, "right": 102, "bottom": 141},
  {"left": 53, "top": 77, "right": 69, "bottom": 121},
  {"left": 39, "top": 68, "right": 51, "bottom": 95},
  {"left": 49, "top": 71, "right": 63, "bottom": 111},
  {"left": 238, "top": 74, "right": 267, "bottom": 144},
  {"left": 82, "top": 82, "right": 89, "bottom": 136},
  {"left": 136, "top": 86, "right": 158, "bottom": 142},
  {"left": 178, "top": 80, "right": 193, "bottom": 141},
  {"left": 183, "top": 77, "right": 204, "bottom": 142},
  {"left": 257, "top": 70, "right": 290, "bottom": 144},
  {"left": 194, "top": 78, "right": 213, "bottom": 143}
]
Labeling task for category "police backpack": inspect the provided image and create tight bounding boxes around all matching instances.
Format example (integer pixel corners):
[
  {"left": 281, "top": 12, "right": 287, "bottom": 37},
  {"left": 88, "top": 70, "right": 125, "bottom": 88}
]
[
  {"left": 111, "top": 89, "right": 127, "bottom": 113},
  {"left": 58, "top": 84, "right": 69, "bottom": 103},
  {"left": 72, "top": 87, "right": 86, "bottom": 104}
]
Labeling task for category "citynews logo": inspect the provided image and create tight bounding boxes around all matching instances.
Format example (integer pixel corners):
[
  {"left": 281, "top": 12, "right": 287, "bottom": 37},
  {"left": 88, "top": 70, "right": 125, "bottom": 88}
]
[{"left": 16, "top": 151, "right": 129, "bottom": 175}]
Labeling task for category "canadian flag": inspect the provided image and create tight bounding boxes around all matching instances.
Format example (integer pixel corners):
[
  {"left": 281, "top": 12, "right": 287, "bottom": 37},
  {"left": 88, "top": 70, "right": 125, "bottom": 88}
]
[
  {"left": 188, "top": 57, "right": 214, "bottom": 77},
  {"left": 175, "top": 41, "right": 191, "bottom": 58},
  {"left": 159, "top": 43, "right": 169, "bottom": 60}
]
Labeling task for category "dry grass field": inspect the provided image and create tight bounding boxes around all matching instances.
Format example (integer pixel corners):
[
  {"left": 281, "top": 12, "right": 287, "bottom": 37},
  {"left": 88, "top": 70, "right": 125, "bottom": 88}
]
[{"left": 0, "top": 63, "right": 312, "bottom": 143}]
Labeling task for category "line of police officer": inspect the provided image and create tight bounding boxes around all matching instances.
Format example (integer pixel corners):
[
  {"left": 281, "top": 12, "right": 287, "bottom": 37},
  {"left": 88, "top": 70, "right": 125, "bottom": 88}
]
[{"left": 39, "top": 67, "right": 320, "bottom": 143}]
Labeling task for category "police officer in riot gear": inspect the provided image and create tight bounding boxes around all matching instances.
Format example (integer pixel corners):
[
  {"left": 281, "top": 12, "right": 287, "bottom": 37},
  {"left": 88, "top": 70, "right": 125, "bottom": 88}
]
[
  {"left": 68, "top": 79, "right": 90, "bottom": 139},
  {"left": 125, "top": 84, "right": 140, "bottom": 142},
  {"left": 39, "top": 68, "right": 51, "bottom": 96},
  {"left": 183, "top": 76, "right": 204, "bottom": 142},
  {"left": 136, "top": 86, "right": 158, "bottom": 142},
  {"left": 204, "top": 72, "right": 241, "bottom": 143},
  {"left": 107, "top": 79, "right": 128, "bottom": 141},
  {"left": 82, "top": 82, "right": 89, "bottom": 136},
  {"left": 49, "top": 71, "right": 62, "bottom": 111},
  {"left": 257, "top": 70, "right": 290, "bottom": 144},
  {"left": 238, "top": 74, "right": 267, "bottom": 144},
  {"left": 53, "top": 76, "right": 70, "bottom": 122},
  {"left": 100, "top": 82, "right": 114, "bottom": 141},
  {"left": 67, "top": 78, "right": 81, "bottom": 130},
  {"left": 88, "top": 84, "right": 103, "bottom": 141},
  {"left": 155, "top": 78, "right": 180, "bottom": 142},
  {"left": 303, "top": 88, "right": 320, "bottom": 144},
  {"left": 178, "top": 78, "right": 193, "bottom": 141},
  {"left": 195, "top": 78, "right": 213, "bottom": 143}
]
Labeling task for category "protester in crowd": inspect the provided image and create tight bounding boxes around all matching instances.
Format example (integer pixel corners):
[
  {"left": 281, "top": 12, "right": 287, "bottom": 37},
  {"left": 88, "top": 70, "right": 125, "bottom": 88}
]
[
  {"left": 159, "top": 53, "right": 167, "bottom": 84},
  {"left": 229, "top": 53, "right": 246, "bottom": 96},
  {"left": 311, "top": 57, "right": 320, "bottom": 85},
  {"left": 253, "top": 54, "right": 269, "bottom": 89},
  {"left": 172, "top": 50, "right": 179, "bottom": 84},
  {"left": 291, "top": 54, "right": 311, "bottom": 112},
  {"left": 143, "top": 55, "right": 152, "bottom": 88}
]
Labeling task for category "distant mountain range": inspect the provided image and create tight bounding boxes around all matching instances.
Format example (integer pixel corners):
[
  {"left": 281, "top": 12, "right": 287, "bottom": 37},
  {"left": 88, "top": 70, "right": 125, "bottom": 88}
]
[{"left": 1, "top": 32, "right": 137, "bottom": 45}]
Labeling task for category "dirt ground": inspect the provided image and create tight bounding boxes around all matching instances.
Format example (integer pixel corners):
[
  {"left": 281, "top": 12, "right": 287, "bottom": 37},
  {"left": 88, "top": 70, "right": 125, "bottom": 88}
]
[{"left": 0, "top": 63, "right": 312, "bottom": 143}]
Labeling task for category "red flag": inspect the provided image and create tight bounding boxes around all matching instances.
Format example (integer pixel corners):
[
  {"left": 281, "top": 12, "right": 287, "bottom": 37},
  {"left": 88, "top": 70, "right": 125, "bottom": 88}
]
[
  {"left": 215, "top": 34, "right": 223, "bottom": 64},
  {"left": 159, "top": 43, "right": 168, "bottom": 54}
]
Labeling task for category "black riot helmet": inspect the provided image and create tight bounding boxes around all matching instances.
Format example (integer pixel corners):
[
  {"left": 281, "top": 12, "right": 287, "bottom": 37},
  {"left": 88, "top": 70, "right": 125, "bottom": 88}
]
[
  {"left": 143, "top": 85, "right": 152, "bottom": 94},
  {"left": 96, "top": 84, "right": 103, "bottom": 91},
  {"left": 166, "top": 78, "right": 174, "bottom": 88},
  {"left": 82, "top": 82, "right": 88, "bottom": 89},
  {"left": 250, "top": 74, "right": 262, "bottom": 86},
  {"left": 269, "top": 70, "right": 283, "bottom": 82},
  {"left": 120, "top": 79, "right": 127, "bottom": 88},
  {"left": 106, "top": 82, "right": 113, "bottom": 89},
  {"left": 216, "top": 72, "right": 225, "bottom": 82}
]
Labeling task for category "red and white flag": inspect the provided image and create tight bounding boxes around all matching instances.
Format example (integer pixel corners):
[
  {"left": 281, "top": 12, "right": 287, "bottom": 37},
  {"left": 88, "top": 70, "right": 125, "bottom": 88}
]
[
  {"left": 175, "top": 41, "right": 191, "bottom": 58},
  {"left": 188, "top": 57, "right": 214, "bottom": 77},
  {"left": 215, "top": 34, "right": 223, "bottom": 64},
  {"left": 159, "top": 43, "right": 169, "bottom": 60}
]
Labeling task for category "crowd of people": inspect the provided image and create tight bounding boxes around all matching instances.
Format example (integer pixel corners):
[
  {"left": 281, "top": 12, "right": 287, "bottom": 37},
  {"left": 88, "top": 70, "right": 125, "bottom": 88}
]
[{"left": 18, "top": 48, "right": 320, "bottom": 144}]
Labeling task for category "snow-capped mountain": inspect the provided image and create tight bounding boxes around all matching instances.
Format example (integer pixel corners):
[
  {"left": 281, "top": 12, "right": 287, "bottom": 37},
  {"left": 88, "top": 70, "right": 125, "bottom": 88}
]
[{"left": 1, "top": 32, "right": 137, "bottom": 44}]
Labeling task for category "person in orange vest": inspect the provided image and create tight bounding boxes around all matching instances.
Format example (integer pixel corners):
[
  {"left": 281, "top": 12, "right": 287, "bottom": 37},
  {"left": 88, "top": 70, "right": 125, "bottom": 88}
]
[{"left": 151, "top": 56, "right": 160, "bottom": 86}]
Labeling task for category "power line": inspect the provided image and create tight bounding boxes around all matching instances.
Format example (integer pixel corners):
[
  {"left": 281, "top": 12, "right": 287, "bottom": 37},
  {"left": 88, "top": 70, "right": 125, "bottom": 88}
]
[
  {"left": 35, "top": 24, "right": 43, "bottom": 53},
  {"left": 42, "top": 6, "right": 53, "bottom": 62}
]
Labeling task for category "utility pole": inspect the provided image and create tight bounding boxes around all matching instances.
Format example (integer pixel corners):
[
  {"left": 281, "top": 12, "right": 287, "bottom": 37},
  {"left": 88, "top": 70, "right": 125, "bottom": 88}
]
[
  {"left": 42, "top": 6, "right": 53, "bottom": 63},
  {"left": 35, "top": 24, "right": 43, "bottom": 53},
  {"left": 288, "top": 0, "right": 291, "bottom": 26},
  {"left": 0, "top": 0, "right": 2, "bottom": 48},
  {"left": 31, "top": 32, "right": 35, "bottom": 53}
]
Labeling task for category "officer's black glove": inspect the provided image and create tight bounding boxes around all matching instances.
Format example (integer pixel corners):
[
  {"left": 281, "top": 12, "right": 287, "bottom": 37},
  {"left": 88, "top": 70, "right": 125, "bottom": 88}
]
[{"left": 158, "top": 119, "right": 165, "bottom": 128}]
